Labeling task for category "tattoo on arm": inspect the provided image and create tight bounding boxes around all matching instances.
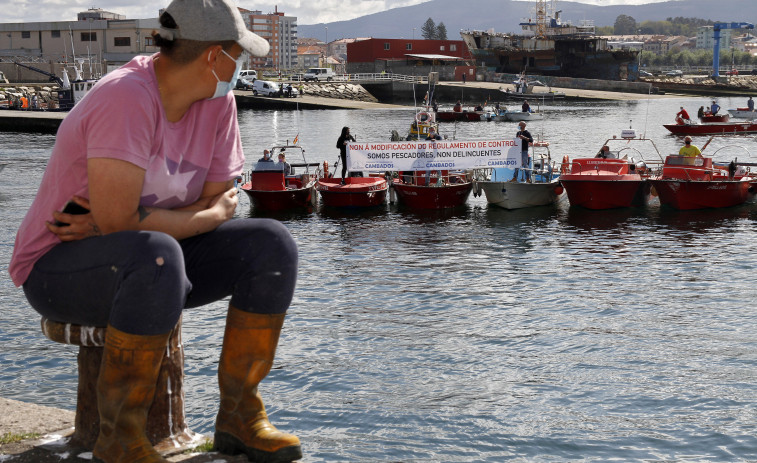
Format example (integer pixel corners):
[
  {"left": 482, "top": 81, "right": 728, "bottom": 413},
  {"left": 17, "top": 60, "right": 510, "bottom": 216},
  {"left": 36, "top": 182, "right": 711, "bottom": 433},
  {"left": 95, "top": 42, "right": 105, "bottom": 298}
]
[
  {"left": 137, "top": 206, "right": 152, "bottom": 222},
  {"left": 89, "top": 222, "right": 102, "bottom": 237}
]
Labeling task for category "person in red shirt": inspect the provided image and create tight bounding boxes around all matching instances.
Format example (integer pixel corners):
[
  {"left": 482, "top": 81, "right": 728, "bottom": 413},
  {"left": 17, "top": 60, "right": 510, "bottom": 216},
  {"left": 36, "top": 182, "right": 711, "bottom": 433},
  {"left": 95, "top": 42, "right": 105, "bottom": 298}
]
[{"left": 676, "top": 106, "right": 691, "bottom": 124}]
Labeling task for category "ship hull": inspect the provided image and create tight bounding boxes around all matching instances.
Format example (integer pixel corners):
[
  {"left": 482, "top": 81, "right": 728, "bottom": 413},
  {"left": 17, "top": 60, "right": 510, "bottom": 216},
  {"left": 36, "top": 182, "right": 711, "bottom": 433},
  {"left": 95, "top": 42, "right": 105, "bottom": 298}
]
[{"left": 462, "top": 32, "right": 638, "bottom": 81}]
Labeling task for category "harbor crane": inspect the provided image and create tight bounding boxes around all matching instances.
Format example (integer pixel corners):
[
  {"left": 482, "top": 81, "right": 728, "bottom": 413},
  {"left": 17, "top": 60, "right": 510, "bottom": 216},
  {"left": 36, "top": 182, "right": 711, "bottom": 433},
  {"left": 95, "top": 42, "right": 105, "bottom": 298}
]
[{"left": 712, "top": 22, "right": 754, "bottom": 77}]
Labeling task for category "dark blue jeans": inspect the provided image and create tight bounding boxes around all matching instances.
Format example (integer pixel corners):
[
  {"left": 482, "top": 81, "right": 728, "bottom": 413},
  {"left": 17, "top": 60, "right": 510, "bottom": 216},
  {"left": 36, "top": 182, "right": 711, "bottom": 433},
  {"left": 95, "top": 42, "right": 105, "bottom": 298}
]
[{"left": 23, "top": 218, "right": 298, "bottom": 335}]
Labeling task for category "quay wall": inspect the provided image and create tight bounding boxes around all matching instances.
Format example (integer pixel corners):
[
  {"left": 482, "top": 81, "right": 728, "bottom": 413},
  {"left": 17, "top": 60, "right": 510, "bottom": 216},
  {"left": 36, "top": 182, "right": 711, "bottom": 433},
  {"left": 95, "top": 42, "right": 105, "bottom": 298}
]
[
  {"left": 485, "top": 72, "right": 655, "bottom": 95},
  {"left": 0, "top": 111, "right": 64, "bottom": 134}
]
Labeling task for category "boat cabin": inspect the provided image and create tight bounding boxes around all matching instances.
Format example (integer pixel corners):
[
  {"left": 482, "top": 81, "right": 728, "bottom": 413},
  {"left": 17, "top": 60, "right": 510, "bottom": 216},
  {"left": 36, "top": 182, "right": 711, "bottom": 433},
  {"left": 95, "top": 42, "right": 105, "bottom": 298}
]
[
  {"left": 661, "top": 155, "right": 713, "bottom": 181},
  {"left": 569, "top": 158, "right": 636, "bottom": 175}
]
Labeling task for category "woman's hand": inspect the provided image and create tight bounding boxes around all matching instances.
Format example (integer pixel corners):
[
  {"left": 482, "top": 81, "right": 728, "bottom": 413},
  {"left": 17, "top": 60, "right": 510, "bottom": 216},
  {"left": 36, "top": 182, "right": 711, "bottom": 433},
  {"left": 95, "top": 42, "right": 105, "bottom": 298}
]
[
  {"left": 46, "top": 196, "right": 101, "bottom": 241},
  {"left": 208, "top": 187, "right": 238, "bottom": 223}
]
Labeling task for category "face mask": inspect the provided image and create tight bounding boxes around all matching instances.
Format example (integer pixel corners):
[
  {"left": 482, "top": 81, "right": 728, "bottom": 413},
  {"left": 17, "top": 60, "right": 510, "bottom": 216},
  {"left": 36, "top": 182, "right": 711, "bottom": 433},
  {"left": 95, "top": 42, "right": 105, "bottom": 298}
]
[{"left": 209, "top": 49, "right": 245, "bottom": 100}]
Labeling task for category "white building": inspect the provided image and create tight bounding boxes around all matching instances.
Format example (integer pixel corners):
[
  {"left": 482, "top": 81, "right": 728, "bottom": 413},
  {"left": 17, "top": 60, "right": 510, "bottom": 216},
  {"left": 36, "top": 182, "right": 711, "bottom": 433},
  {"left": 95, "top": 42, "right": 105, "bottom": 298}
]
[
  {"left": 696, "top": 26, "right": 732, "bottom": 50},
  {"left": 244, "top": 7, "right": 298, "bottom": 70},
  {"left": 0, "top": 8, "right": 159, "bottom": 78}
]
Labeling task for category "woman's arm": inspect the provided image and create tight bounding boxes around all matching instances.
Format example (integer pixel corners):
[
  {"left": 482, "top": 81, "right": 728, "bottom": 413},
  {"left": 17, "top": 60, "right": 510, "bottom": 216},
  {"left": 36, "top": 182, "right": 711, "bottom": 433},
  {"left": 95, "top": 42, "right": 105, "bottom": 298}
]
[{"left": 85, "top": 157, "right": 237, "bottom": 240}]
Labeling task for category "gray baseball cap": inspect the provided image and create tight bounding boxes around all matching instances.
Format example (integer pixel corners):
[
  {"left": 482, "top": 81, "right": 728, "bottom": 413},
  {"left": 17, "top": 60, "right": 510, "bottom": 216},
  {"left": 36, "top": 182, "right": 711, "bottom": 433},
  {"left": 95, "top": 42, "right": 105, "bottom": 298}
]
[{"left": 160, "top": 0, "right": 269, "bottom": 57}]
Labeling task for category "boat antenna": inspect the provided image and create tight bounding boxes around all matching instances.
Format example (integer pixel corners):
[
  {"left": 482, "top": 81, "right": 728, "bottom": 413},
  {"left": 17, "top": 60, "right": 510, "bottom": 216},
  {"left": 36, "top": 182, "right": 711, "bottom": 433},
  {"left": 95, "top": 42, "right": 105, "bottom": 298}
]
[
  {"left": 701, "top": 135, "right": 715, "bottom": 152},
  {"left": 642, "top": 84, "right": 652, "bottom": 139}
]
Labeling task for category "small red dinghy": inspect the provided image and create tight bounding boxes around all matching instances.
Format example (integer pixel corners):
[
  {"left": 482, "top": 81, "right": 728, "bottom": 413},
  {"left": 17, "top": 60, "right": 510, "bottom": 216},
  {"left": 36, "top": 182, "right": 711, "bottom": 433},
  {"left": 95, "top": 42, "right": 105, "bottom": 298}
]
[
  {"left": 316, "top": 176, "right": 388, "bottom": 208},
  {"left": 391, "top": 171, "right": 473, "bottom": 209}
]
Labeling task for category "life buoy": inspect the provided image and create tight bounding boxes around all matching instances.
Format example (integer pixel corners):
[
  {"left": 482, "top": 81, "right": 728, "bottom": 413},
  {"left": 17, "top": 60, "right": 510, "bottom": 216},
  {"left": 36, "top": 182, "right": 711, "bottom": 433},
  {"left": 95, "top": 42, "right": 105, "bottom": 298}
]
[
  {"left": 416, "top": 111, "right": 430, "bottom": 123},
  {"left": 560, "top": 155, "right": 570, "bottom": 175}
]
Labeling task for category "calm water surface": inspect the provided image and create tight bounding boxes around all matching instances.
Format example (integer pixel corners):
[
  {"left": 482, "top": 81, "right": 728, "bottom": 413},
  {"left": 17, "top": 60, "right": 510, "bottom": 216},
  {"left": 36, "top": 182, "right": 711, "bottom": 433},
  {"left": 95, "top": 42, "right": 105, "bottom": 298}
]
[{"left": 2, "top": 95, "right": 757, "bottom": 461}]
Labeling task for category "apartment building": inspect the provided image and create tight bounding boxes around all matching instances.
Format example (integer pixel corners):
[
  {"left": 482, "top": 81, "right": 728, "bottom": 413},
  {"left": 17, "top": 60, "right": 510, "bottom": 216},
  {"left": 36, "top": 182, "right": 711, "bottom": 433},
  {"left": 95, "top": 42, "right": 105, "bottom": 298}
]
[
  {"left": 697, "top": 26, "right": 733, "bottom": 50},
  {"left": 243, "top": 7, "right": 297, "bottom": 70}
]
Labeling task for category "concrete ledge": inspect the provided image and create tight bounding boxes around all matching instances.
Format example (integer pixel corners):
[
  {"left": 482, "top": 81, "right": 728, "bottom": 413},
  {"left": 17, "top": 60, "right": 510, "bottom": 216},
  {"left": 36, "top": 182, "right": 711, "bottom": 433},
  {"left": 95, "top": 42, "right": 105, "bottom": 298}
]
[
  {"left": 0, "top": 397, "right": 249, "bottom": 462},
  {"left": 0, "top": 110, "right": 64, "bottom": 134}
]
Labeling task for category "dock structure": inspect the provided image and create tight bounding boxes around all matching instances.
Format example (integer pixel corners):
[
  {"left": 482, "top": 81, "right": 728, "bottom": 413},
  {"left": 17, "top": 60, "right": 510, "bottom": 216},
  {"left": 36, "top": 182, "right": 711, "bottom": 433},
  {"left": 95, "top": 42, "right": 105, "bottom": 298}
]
[{"left": 0, "top": 110, "right": 65, "bottom": 133}]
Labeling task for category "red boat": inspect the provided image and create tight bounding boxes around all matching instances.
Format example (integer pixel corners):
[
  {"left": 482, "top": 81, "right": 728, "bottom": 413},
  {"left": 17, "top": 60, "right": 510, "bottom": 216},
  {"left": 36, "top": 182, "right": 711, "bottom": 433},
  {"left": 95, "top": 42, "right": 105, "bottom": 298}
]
[
  {"left": 240, "top": 145, "right": 320, "bottom": 211},
  {"left": 316, "top": 176, "right": 388, "bottom": 207},
  {"left": 391, "top": 171, "right": 473, "bottom": 209},
  {"left": 663, "top": 120, "right": 757, "bottom": 135},
  {"left": 699, "top": 113, "right": 730, "bottom": 123},
  {"left": 559, "top": 133, "right": 662, "bottom": 209},
  {"left": 435, "top": 109, "right": 484, "bottom": 122},
  {"left": 648, "top": 155, "right": 753, "bottom": 210}
]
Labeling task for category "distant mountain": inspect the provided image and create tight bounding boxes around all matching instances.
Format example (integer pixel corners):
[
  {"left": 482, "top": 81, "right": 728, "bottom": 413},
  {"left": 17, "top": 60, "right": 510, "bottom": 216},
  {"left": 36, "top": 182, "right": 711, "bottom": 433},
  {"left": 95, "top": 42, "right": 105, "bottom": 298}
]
[{"left": 299, "top": 0, "right": 757, "bottom": 42}]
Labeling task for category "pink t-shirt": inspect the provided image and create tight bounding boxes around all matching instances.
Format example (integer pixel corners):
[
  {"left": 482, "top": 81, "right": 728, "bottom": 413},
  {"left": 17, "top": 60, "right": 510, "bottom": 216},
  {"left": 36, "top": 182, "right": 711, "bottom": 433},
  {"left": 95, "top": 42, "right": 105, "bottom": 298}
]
[{"left": 9, "top": 54, "right": 245, "bottom": 286}]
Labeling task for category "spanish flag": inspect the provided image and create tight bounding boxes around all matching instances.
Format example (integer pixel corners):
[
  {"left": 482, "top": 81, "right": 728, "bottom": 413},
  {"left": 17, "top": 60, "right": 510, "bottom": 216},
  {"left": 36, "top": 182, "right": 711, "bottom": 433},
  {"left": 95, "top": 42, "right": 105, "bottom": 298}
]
[{"left": 293, "top": 134, "right": 299, "bottom": 145}]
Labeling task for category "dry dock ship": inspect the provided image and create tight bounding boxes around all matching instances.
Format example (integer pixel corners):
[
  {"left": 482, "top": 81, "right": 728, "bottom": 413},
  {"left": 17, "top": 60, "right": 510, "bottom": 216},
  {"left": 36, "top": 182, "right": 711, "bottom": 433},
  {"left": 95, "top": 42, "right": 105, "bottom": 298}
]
[{"left": 460, "top": 0, "right": 639, "bottom": 81}]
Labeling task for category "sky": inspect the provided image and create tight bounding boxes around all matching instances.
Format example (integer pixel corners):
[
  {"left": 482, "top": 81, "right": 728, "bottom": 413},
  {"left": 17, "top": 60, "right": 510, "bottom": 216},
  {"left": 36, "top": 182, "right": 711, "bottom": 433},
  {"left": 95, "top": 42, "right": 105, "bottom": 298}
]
[{"left": 7, "top": 0, "right": 668, "bottom": 26}]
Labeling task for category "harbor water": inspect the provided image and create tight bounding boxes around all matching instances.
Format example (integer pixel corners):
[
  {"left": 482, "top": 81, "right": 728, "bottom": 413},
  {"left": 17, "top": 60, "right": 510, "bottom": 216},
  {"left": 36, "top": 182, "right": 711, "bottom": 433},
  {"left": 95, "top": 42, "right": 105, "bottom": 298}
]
[{"left": 2, "top": 95, "right": 757, "bottom": 461}]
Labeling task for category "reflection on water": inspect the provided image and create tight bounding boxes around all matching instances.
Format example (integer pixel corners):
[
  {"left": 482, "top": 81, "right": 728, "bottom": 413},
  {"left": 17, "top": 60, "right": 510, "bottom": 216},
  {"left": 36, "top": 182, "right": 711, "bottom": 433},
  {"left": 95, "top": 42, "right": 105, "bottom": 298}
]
[{"left": 2, "top": 98, "right": 757, "bottom": 461}]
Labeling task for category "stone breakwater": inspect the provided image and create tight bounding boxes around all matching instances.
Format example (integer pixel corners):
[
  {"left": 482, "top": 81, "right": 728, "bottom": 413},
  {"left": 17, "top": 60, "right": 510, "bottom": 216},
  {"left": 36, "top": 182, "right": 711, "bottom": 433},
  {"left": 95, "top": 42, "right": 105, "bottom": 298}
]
[
  {"left": 295, "top": 82, "right": 378, "bottom": 102},
  {"left": 0, "top": 85, "right": 61, "bottom": 109},
  {"left": 643, "top": 75, "right": 757, "bottom": 95}
]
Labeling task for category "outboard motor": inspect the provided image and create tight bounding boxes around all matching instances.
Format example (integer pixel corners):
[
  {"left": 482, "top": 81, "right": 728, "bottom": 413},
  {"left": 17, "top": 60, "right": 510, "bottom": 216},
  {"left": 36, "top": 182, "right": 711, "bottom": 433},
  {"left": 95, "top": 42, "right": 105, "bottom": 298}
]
[{"left": 634, "top": 161, "right": 648, "bottom": 175}]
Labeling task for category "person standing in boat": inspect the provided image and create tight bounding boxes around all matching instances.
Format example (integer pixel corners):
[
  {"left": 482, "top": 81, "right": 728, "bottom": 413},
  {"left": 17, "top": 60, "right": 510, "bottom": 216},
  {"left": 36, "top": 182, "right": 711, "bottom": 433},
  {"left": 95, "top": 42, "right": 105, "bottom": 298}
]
[
  {"left": 710, "top": 100, "right": 720, "bottom": 115},
  {"left": 512, "top": 121, "right": 533, "bottom": 183},
  {"left": 697, "top": 106, "right": 705, "bottom": 119},
  {"left": 8, "top": 1, "right": 302, "bottom": 462},
  {"left": 679, "top": 136, "right": 702, "bottom": 166},
  {"left": 425, "top": 127, "right": 443, "bottom": 185},
  {"left": 277, "top": 152, "right": 292, "bottom": 175},
  {"left": 748, "top": 96, "right": 754, "bottom": 112},
  {"left": 336, "top": 126, "right": 356, "bottom": 184}
]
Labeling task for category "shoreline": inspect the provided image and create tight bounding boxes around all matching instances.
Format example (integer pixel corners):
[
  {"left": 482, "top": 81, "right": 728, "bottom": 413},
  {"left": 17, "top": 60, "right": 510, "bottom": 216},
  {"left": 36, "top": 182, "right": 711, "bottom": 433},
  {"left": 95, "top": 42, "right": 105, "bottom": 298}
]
[{"left": 0, "top": 82, "right": 683, "bottom": 134}]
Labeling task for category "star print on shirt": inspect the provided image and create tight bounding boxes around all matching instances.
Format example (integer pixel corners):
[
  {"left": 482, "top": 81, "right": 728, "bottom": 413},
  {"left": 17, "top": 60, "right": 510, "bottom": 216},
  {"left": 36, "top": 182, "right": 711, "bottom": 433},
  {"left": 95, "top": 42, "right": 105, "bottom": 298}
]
[{"left": 140, "top": 155, "right": 206, "bottom": 209}]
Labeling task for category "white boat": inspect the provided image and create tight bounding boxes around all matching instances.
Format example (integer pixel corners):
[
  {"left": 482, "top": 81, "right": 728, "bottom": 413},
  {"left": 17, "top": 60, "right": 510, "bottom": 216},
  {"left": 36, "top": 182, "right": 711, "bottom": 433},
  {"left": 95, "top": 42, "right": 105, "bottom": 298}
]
[
  {"left": 490, "top": 109, "right": 544, "bottom": 122},
  {"left": 727, "top": 108, "right": 757, "bottom": 119},
  {"left": 475, "top": 141, "right": 564, "bottom": 209}
]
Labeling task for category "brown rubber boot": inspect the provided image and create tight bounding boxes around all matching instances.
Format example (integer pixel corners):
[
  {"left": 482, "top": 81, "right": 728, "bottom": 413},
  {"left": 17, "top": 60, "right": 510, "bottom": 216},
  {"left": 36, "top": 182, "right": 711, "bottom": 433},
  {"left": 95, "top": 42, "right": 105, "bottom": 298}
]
[
  {"left": 92, "top": 325, "right": 171, "bottom": 463},
  {"left": 214, "top": 307, "right": 302, "bottom": 463}
]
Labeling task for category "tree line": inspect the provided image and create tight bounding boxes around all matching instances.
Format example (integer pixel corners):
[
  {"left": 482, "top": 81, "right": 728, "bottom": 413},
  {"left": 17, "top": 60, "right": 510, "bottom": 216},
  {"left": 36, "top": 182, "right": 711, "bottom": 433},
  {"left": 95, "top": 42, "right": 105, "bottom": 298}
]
[
  {"left": 641, "top": 48, "right": 757, "bottom": 67},
  {"left": 598, "top": 15, "right": 716, "bottom": 36}
]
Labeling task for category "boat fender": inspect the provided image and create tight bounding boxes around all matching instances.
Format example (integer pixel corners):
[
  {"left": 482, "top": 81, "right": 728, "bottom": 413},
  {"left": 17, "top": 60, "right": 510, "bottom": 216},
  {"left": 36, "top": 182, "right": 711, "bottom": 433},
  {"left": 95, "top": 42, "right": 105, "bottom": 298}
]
[
  {"left": 323, "top": 161, "right": 330, "bottom": 178},
  {"left": 554, "top": 184, "right": 564, "bottom": 196},
  {"left": 310, "top": 185, "right": 318, "bottom": 206},
  {"left": 560, "top": 156, "right": 570, "bottom": 175},
  {"left": 472, "top": 179, "right": 481, "bottom": 197}
]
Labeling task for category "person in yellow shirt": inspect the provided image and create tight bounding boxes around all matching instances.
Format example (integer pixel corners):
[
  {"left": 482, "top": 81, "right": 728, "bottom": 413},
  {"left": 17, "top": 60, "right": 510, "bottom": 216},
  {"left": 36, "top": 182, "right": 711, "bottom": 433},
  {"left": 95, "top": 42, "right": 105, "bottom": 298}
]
[
  {"left": 679, "top": 136, "right": 701, "bottom": 157},
  {"left": 679, "top": 136, "right": 702, "bottom": 165}
]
